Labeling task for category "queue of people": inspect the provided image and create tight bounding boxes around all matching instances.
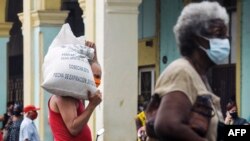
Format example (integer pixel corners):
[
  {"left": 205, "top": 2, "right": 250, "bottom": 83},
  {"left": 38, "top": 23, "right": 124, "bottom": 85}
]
[
  {"left": 0, "top": 101, "right": 14, "bottom": 141},
  {"left": 0, "top": 102, "right": 40, "bottom": 141},
  {"left": 7, "top": 103, "right": 23, "bottom": 141}
]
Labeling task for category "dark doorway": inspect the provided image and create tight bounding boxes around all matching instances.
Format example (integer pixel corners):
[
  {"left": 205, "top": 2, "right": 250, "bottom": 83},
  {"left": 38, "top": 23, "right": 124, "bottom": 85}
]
[
  {"left": 210, "top": 64, "right": 236, "bottom": 117},
  {"left": 61, "top": 0, "right": 85, "bottom": 37},
  {"left": 6, "top": 0, "right": 23, "bottom": 103}
]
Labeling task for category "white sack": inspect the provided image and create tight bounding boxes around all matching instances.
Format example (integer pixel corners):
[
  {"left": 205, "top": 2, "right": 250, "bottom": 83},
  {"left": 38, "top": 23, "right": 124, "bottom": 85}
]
[{"left": 42, "top": 23, "right": 97, "bottom": 100}]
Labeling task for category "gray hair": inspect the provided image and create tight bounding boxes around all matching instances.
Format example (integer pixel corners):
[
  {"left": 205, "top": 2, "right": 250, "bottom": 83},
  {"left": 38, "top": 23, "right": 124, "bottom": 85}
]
[{"left": 173, "top": 1, "right": 229, "bottom": 53}]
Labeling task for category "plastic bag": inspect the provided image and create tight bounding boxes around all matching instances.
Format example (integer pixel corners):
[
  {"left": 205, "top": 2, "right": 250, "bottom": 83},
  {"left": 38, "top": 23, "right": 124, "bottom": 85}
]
[{"left": 42, "top": 23, "right": 97, "bottom": 100}]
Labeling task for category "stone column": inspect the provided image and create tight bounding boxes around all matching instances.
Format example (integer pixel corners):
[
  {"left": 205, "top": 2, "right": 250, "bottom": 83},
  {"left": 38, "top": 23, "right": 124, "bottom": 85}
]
[
  {"left": 21, "top": 0, "right": 61, "bottom": 107},
  {"left": 78, "top": 0, "right": 86, "bottom": 25},
  {"left": 20, "top": 0, "right": 33, "bottom": 109},
  {"left": 78, "top": 0, "right": 95, "bottom": 41},
  {"left": 96, "top": 0, "right": 142, "bottom": 141},
  {"left": 19, "top": 1, "right": 69, "bottom": 139},
  {"left": 31, "top": 11, "right": 69, "bottom": 141},
  {"left": 78, "top": 0, "right": 97, "bottom": 139}
]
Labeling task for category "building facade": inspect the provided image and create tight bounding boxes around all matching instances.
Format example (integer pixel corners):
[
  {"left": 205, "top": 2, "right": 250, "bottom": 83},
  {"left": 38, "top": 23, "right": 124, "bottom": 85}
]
[
  {"left": 0, "top": 0, "right": 250, "bottom": 141},
  {"left": 1, "top": 0, "right": 141, "bottom": 141}
]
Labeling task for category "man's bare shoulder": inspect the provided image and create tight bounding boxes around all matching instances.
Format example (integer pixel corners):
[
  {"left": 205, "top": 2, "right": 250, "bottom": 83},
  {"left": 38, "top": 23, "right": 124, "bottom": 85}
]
[{"left": 53, "top": 95, "right": 78, "bottom": 107}]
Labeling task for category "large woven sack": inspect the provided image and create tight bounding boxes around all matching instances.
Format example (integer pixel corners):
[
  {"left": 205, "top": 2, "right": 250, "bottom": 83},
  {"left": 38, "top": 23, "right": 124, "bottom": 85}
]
[{"left": 42, "top": 23, "right": 97, "bottom": 100}]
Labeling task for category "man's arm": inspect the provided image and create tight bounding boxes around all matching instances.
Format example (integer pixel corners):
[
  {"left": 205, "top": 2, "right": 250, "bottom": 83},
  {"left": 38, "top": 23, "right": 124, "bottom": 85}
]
[
  {"left": 22, "top": 125, "right": 32, "bottom": 141},
  {"left": 56, "top": 91, "right": 102, "bottom": 136}
]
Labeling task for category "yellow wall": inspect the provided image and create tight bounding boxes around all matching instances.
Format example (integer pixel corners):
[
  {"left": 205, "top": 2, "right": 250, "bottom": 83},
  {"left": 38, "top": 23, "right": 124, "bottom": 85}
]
[
  {"left": 44, "top": 0, "right": 60, "bottom": 10},
  {"left": 0, "top": 0, "right": 6, "bottom": 22},
  {"left": 138, "top": 37, "right": 160, "bottom": 78},
  {"left": 138, "top": 38, "right": 156, "bottom": 65}
]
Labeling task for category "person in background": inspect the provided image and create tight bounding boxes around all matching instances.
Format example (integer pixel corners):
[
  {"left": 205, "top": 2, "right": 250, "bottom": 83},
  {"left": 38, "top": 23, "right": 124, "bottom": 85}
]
[
  {"left": 150, "top": 1, "right": 230, "bottom": 141},
  {"left": 0, "top": 102, "right": 14, "bottom": 130},
  {"left": 224, "top": 101, "right": 249, "bottom": 125},
  {"left": 0, "top": 101, "right": 14, "bottom": 141},
  {"left": 6, "top": 103, "right": 23, "bottom": 141},
  {"left": 48, "top": 41, "right": 102, "bottom": 141},
  {"left": 19, "top": 105, "right": 40, "bottom": 141},
  {"left": 135, "top": 101, "right": 148, "bottom": 141}
]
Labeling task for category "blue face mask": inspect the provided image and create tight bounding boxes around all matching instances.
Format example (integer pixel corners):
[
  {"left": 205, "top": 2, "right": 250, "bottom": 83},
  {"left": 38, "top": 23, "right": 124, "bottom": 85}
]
[{"left": 199, "top": 37, "right": 230, "bottom": 64}]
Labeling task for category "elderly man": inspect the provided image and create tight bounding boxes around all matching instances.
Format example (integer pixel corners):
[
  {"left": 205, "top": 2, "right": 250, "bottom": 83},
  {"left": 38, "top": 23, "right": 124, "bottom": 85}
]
[{"left": 19, "top": 105, "right": 40, "bottom": 141}]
